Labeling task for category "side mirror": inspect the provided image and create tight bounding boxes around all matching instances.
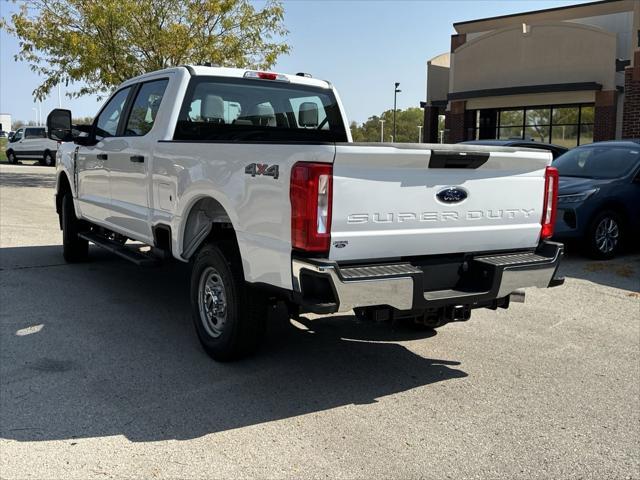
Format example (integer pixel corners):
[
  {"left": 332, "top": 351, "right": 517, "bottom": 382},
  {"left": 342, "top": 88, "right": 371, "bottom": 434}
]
[
  {"left": 72, "top": 124, "right": 93, "bottom": 146},
  {"left": 298, "top": 102, "right": 319, "bottom": 127},
  {"left": 47, "top": 109, "right": 73, "bottom": 142}
]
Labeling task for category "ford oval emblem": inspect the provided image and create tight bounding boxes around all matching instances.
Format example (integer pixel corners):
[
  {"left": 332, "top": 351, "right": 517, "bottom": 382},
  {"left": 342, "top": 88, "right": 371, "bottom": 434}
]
[{"left": 436, "top": 186, "right": 468, "bottom": 204}]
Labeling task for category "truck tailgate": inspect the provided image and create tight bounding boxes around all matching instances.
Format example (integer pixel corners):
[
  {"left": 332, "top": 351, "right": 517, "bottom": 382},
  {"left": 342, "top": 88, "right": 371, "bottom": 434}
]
[{"left": 330, "top": 144, "right": 551, "bottom": 261}]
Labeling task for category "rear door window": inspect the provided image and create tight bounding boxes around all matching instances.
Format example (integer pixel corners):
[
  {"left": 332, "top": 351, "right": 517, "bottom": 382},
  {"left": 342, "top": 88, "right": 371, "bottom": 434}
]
[
  {"left": 175, "top": 77, "right": 347, "bottom": 142},
  {"left": 124, "top": 79, "right": 169, "bottom": 136}
]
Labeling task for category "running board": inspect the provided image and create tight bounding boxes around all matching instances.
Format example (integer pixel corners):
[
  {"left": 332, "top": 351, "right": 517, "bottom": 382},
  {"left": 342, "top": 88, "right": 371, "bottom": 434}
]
[{"left": 79, "top": 232, "right": 161, "bottom": 267}]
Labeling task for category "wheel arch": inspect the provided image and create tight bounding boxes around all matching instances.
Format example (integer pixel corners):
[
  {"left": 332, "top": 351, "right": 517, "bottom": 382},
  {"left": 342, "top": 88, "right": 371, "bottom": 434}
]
[
  {"left": 56, "top": 171, "right": 72, "bottom": 218},
  {"left": 180, "top": 195, "right": 239, "bottom": 261},
  {"left": 590, "top": 199, "right": 630, "bottom": 230}
]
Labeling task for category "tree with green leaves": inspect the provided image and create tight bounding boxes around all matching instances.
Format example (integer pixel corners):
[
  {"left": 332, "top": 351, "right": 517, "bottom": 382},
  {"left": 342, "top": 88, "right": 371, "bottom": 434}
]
[
  {"left": 0, "top": 0, "right": 289, "bottom": 100},
  {"left": 351, "top": 108, "right": 424, "bottom": 143}
]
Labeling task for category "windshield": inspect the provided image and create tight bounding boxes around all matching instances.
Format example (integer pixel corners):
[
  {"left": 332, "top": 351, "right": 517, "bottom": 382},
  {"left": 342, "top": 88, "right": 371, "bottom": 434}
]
[
  {"left": 554, "top": 145, "right": 640, "bottom": 179},
  {"left": 175, "top": 77, "right": 347, "bottom": 142}
]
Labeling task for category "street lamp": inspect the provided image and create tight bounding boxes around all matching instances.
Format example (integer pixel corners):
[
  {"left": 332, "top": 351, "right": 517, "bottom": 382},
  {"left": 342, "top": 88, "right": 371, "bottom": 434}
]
[
  {"left": 379, "top": 119, "right": 385, "bottom": 142},
  {"left": 393, "top": 82, "right": 401, "bottom": 141}
]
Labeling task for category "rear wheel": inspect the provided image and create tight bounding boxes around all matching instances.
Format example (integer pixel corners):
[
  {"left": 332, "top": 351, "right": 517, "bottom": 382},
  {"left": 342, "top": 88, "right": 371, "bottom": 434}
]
[
  {"left": 6, "top": 150, "right": 17, "bottom": 164},
  {"left": 585, "top": 210, "right": 623, "bottom": 260},
  {"left": 190, "top": 242, "right": 267, "bottom": 361},
  {"left": 42, "top": 150, "right": 54, "bottom": 167},
  {"left": 61, "top": 194, "right": 89, "bottom": 262}
]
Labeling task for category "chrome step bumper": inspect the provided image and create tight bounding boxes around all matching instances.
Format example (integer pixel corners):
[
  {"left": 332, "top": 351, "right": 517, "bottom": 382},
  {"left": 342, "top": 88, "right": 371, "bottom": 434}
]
[{"left": 292, "top": 241, "right": 564, "bottom": 313}]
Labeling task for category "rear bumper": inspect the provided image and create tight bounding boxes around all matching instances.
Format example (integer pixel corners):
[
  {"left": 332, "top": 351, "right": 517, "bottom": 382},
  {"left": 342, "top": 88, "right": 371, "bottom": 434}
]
[{"left": 292, "top": 241, "right": 564, "bottom": 314}]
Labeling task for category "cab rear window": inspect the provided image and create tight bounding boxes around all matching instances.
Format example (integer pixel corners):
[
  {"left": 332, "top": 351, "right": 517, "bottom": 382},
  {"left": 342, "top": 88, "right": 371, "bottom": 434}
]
[{"left": 174, "top": 77, "right": 347, "bottom": 143}]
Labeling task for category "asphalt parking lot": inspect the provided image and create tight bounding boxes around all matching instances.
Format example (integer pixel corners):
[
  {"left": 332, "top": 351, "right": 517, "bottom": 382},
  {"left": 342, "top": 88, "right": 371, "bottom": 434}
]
[{"left": 0, "top": 162, "right": 638, "bottom": 479}]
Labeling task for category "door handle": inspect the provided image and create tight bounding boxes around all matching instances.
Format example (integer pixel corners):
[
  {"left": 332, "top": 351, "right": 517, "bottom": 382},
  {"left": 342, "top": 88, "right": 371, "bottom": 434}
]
[
  {"left": 130, "top": 155, "right": 145, "bottom": 163},
  {"left": 97, "top": 153, "right": 108, "bottom": 160}
]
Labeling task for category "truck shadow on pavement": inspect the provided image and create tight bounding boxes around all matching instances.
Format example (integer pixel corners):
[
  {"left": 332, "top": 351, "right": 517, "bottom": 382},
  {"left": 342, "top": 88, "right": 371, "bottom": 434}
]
[{"left": 0, "top": 245, "right": 467, "bottom": 443}]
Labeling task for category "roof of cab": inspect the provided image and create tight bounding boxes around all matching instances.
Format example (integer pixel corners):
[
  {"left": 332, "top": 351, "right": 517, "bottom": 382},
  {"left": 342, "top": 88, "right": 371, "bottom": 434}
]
[{"left": 120, "top": 65, "right": 332, "bottom": 89}]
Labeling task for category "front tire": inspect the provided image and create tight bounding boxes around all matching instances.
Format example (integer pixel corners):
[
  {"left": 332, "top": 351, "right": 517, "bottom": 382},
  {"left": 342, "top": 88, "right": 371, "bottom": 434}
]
[
  {"left": 190, "top": 242, "right": 266, "bottom": 361},
  {"left": 61, "top": 194, "right": 89, "bottom": 262},
  {"left": 585, "top": 210, "right": 623, "bottom": 260}
]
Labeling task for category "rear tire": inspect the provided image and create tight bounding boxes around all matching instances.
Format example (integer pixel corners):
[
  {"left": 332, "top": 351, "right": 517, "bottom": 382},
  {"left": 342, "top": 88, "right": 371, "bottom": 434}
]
[
  {"left": 584, "top": 210, "right": 623, "bottom": 260},
  {"left": 190, "top": 242, "right": 266, "bottom": 361},
  {"left": 61, "top": 194, "right": 89, "bottom": 262},
  {"left": 42, "top": 150, "right": 55, "bottom": 167}
]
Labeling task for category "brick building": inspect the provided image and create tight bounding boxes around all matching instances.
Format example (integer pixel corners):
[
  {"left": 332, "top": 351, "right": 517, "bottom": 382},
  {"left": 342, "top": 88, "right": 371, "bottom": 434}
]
[{"left": 423, "top": 0, "right": 640, "bottom": 146}]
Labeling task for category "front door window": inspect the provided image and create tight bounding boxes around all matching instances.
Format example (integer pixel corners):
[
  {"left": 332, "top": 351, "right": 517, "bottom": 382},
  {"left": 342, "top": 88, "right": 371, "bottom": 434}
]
[{"left": 94, "top": 87, "right": 131, "bottom": 139}]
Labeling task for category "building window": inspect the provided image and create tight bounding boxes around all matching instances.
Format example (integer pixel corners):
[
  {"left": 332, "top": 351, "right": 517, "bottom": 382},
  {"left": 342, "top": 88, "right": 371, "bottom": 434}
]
[{"left": 497, "top": 104, "right": 594, "bottom": 147}]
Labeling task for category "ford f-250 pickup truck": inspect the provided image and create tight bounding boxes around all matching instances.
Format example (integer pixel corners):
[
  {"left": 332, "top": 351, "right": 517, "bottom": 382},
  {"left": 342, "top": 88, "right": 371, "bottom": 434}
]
[{"left": 47, "top": 65, "right": 564, "bottom": 361}]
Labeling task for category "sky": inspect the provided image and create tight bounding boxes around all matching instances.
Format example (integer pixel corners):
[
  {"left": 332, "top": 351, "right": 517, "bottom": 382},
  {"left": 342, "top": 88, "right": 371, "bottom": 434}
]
[{"left": 0, "top": 0, "right": 591, "bottom": 126}]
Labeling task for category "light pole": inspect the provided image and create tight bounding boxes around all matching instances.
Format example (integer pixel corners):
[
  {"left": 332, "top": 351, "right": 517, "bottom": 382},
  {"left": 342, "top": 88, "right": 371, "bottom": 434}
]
[
  {"left": 379, "top": 119, "right": 385, "bottom": 142},
  {"left": 58, "top": 83, "right": 62, "bottom": 108},
  {"left": 393, "top": 82, "right": 401, "bottom": 141},
  {"left": 417, "top": 125, "right": 423, "bottom": 143},
  {"left": 32, "top": 107, "right": 38, "bottom": 126}
]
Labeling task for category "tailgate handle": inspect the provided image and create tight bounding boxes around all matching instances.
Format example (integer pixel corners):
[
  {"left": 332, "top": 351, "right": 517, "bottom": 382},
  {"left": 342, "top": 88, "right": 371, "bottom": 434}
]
[{"left": 429, "top": 151, "right": 489, "bottom": 169}]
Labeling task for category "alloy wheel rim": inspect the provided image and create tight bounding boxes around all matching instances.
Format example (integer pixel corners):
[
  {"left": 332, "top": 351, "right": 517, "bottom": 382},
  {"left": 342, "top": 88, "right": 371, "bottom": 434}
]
[
  {"left": 595, "top": 217, "right": 619, "bottom": 254},
  {"left": 198, "top": 266, "right": 228, "bottom": 338}
]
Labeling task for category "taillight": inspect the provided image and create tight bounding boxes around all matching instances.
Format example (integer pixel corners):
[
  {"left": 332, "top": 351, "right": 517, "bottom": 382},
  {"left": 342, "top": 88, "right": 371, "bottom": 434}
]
[
  {"left": 541, "top": 166, "right": 559, "bottom": 240},
  {"left": 290, "top": 162, "right": 333, "bottom": 253}
]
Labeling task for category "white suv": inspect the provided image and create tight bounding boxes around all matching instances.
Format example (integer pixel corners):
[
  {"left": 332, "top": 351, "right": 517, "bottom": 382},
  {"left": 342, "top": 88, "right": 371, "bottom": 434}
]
[{"left": 5, "top": 127, "right": 59, "bottom": 166}]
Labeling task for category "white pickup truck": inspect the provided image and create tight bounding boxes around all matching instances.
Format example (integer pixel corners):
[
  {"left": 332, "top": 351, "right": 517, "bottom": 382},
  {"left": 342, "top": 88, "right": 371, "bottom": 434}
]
[{"left": 47, "top": 65, "right": 564, "bottom": 361}]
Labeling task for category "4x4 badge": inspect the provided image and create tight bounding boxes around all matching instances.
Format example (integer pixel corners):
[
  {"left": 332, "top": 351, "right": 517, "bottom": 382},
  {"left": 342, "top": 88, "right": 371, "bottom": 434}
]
[{"left": 245, "top": 163, "right": 279, "bottom": 179}]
